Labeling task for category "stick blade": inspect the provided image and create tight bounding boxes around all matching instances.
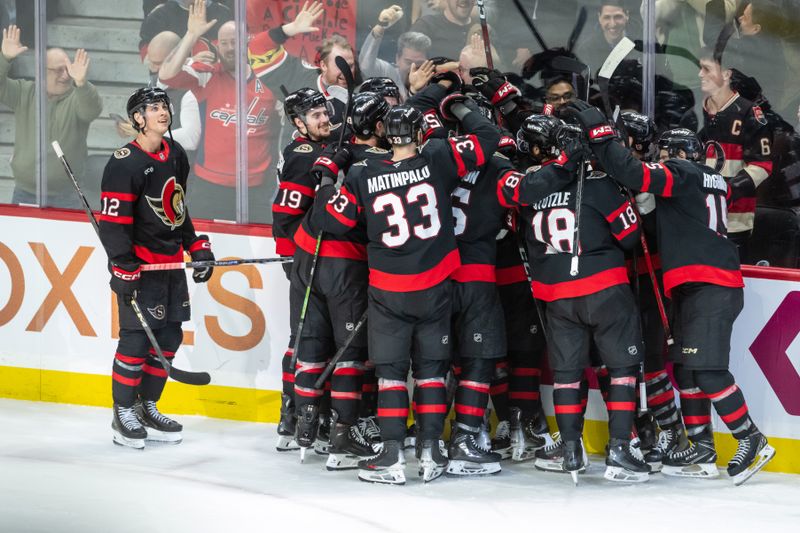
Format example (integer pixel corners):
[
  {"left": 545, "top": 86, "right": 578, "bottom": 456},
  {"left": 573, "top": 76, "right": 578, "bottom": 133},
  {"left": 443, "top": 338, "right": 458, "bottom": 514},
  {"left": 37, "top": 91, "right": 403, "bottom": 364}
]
[
  {"left": 169, "top": 367, "right": 211, "bottom": 386},
  {"left": 598, "top": 37, "right": 635, "bottom": 80},
  {"left": 334, "top": 55, "right": 355, "bottom": 93}
]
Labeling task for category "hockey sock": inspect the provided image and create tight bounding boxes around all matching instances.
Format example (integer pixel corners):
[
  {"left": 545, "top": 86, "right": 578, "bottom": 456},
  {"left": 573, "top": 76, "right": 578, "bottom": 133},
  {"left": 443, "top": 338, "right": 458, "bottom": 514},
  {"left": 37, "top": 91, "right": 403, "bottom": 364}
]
[
  {"left": 580, "top": 372, "right": 590, "bottom": 416},
  {"left": 112, "top": 329, "right": 150, "bottom": 407},
  {"left": 330, "top": 360, "right": 364, "bottom": 426},
  {"left": 282, "top": 346, "right": 295, "bottom": 398},
  {"left": 508, "top": 350, "right": 541, "bottom": 419},
  {"left": 413, "top": 359, "right": 449, "bottom": 440},
  {"left": 644, "top": 369, "right": 681, "bottom": 430},
  {"left": 294, "top": 359, "right": 325, "bottom": 414},
  {"left": 140, "top": 322, "right": 182, "bottom": 402},
  {"left": 606, "top": 366, "right": 638, "bottom": 440},
  {"left": 490, "top": 359, "right": 510, "bottom": 421},
  {"left": 454, "top": 357, "right": 493, "bottom": 430},
  {"left": 673, "top": 364, "right": 712, "bottom": 439},
  {"left": 694, "top": 370, "right": 754, "bottom": 438},
  {"left": 359, "top": 360, "right": 377, "bottom": 418},
  {"left": 553, "top": 370, "right": 585, "bottom": 442},
  {"left": 376, "top": 361, "right": 411, "bottom": 442},
  {"left": 595, "top": 366, "right": 610, "bottom": 403}
]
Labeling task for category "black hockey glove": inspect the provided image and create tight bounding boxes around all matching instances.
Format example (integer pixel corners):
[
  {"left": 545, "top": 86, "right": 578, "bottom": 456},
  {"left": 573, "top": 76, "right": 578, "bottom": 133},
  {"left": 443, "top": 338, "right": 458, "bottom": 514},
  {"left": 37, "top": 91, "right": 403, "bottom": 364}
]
[
  {"left": 560, "top": 101, "right": 616, "bottom": 144},
  {"left": 311, "top": 145, "right": 352, "bottom": 186},
  {"left": 188, "top": 235, "right": 214, "bottom": 283},
  {"left": 440, "top": 93, "right": 480, "bottom": 122},
  {"left": 109, "top": 262, "right": 141, "bottom": 306},
  {"left": 430, "top": 70, "right": 463, "bottom": 93},
  {"left": 470, "top": 67, "right": 520, "bottom": 108},
  {"left": 497, "top": 132, "right": 518, "bottom": 157},
  {"left": 555, "top": 139, "right": 590, "bottom": 173},
  {"left": 729, "top": 171, "right": 757, "bottom": 203}
]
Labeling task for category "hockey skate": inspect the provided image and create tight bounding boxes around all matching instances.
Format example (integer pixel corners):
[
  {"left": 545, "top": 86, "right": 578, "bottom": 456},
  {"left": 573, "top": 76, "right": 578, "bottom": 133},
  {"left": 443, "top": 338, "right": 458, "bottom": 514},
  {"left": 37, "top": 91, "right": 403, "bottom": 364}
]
[
  {"left": 357, "top": 416, "right": 381, "bottom": 444},
  {"left": 635, "top": 412, "right": 657, "bottom": 452},
  {"left": 446, "top": 423, "right": 502, "bottom": 477},
  {"left": 403, "top": 423, "right": 417, "bottom": 449},
  {"left": 135, "top": 400, "right": 182, "bottom": 444},
  {"left": 314, "top": 413, "right": 331, "bottom": 455},
  {"left": 644, "top": 426, "right": 688, "bottom": 472},
  {"left": 326, "top": 414, "right": 379, "bottom": 471},
  {"left": 662, "top": 433, "right": 719, "bottom": 478},
  {"left": 534, "top": 433, "right": 589, "bottom": 473},
  {"left": 491, "top": 420, "right": 513, "bottom": 460},
  {"left": 563, "top": 440, "right": 586, "bottom": 485},
  {"left": 276, "top": 393, "right": 299, "bottom": 452},
  {"left": 416, "top": 439, "right": 448, "bottom": 482},
  {"left": 509, "top": 408, "right": 551, "bottom": 461},
  {"left": 358, "top": 440, "right": 406, "bottom": 485},
  {"left": 604, "top": 438, "right": 651, "bottom": 483},
  {"left": 295, "top": 404, "right": 319, "bottom": 463},
  {"left": 727, "top": 429, "right": 776, "bottom": 486},
  {"left": 112, "top": 403, "right": 146, "bottom": 450}
]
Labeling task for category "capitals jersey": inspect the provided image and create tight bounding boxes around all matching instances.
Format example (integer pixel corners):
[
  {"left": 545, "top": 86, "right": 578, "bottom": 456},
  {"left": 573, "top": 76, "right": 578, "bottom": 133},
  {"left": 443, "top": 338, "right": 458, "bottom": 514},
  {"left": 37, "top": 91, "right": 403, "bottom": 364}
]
[
  {"left": 699, "top": 93, "right": 773, "bottom": 233},
  {"left": 98, "top": 140, "right": 200, "bottom": 268},
  {"left": 593, "top": 140, "right": 743, "bottom": 296},
  {"left": 498, "top": 161, "right": 640, "bottom": 302},
  {"left": 160, "top": 61, "right": 275, "bottom": 187},
  {"left": 272, "top": 135, "right": 326, "bottom": 257},
  {"left": 318, "top": 111, "right": 500, "bottom": 292}
]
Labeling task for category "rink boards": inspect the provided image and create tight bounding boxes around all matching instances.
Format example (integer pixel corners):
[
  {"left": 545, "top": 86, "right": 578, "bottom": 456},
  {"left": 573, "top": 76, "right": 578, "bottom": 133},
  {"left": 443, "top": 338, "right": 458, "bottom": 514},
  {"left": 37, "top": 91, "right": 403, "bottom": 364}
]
[{"left": 0, "top": 205, "right": 798, "bottom": 473}]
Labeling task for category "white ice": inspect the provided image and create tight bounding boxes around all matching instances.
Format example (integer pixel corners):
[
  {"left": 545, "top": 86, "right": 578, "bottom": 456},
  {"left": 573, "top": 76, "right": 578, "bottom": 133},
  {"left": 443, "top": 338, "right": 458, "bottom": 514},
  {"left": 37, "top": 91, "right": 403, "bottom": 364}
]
[{"left": 1, "top": 399, "right": 798, "bottom": 533}]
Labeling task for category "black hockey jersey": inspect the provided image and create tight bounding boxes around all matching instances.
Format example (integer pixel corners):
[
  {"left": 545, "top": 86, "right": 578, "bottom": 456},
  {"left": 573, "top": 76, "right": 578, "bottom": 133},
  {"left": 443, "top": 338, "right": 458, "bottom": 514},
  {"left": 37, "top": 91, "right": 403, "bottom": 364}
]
[
  {"left": 98, "top": 140, "right": 200, "bottom": 267},
  {"left": 699, "top": 92, "right": 773, "bottom": 233},
  {"left": 495, "top": 220, "right": 529, "bottom": 287},
  {"left": 272, "top": 135, "right": 326, "bottom": 257},
  {"left": 498, "top": 162, "right": 640, "bottom": 302},
  {"left": 593, "top": 140, "right": 744, "bottom": 296},
  {"left": 318, "top": 112, "right": 500, "bottom": 292}
]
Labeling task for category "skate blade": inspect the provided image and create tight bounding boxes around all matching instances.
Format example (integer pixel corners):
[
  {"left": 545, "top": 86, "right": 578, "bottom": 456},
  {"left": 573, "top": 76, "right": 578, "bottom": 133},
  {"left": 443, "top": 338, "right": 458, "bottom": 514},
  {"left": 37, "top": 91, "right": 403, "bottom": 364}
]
[
  {"left": 511, "top": 447, "right": 538, "bottom": 462},
  {"left": 313, "top": 440, "right": 331, "bottom": 455},
  {"left": 534, "top": 458, "right": 564, "bottom": 472},
  {"left": 569, "top": 470, "right": 579, "bottom": 485},
  {"left": 419, "top": 462, "right": 446, "bottom": 483},
  {"left": 646, "top": 460, "right": 663, "bottom": 473},
  {"left": 326, "top": 452, "right": 376, "bottom": 471},
  {"left": 358, "top": 468, "right": 406, "bottom": 485},
  {"left": 276, "top": 435, "right": 300, "bottom": 452},
  {"left": 446, "top": 460, "right": 501, "bottom": 477},
  {"left": 732, "top": 444, "right": 776, "bottom": 486},
  {"left": 604, "top": 466, "right": 650, "bottom": 483},
  {"left": 661, "top": 463, "right": 719, "bottom": 478},
  {"left": 300, "top": 447, "right": 309, "bottom": 463},
  {"left": 112, "top": 432, "right": 145, "bottom": 450},
  {"left": 493, "top": 447, "right": 513, "bottom": 460},
  {"left": 144, "top": 428, "right": 182, "bottom": 444}
]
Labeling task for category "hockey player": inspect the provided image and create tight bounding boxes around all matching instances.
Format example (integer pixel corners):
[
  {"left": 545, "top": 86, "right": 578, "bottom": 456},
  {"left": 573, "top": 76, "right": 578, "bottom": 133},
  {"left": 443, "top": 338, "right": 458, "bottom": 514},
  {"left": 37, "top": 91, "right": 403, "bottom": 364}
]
[
  {"left": 569, "top": 100, "right": 776, "bottom": 485},
  {"left": 271, "top": 87, "right": 333, "bottom": 452},
  {"left": 317, "top": 87, "right": 501, "bottom": 484},
  {"left": 497, "top": 113, "right": 652, "bottom": 483},
  {"left": 99, "top": 87, "right": 214, "bottom": 449},
  {"left": 359, "top": 76, "right": 402, "bottom": 106}
]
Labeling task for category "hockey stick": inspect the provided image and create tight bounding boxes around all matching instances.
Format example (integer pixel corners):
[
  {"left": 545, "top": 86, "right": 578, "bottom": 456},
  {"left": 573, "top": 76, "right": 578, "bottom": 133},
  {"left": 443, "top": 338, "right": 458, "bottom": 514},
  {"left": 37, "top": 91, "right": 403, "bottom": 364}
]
[
  {"left": 597, "top": 37, "right": 635, "bottom": 118},
  {"left": 550, "top": 55, "right": 591, "bottom": 102},
  {"left": 313, "top": 310, "right": 368, "bottom": 389},
  {"left": 476, "top": 0, "right": 493, "bottom": 69},
  {"left": 569, "top": 158, "right": 586, "bottom": 276},
  {"left": 140, "top": 256, "right": 292, "bottom": 271},
  {"left": 566, "top": 6, "right": 587, "bottom": 54},
  {"left": 52, "top": 141, "right": 211, "bottom": 386},
  {"left": 289, "top": 55, "right": 356, "bottom": 371},
  {"left": 511, "top": 0, "right": 548, "bottom": 51}
]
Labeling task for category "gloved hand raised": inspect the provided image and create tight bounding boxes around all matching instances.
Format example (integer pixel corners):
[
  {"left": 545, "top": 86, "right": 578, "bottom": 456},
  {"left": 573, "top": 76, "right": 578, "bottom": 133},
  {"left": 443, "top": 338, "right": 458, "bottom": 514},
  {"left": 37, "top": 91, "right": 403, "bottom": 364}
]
[
  {"left": 470, "top": 67, "right": 520, "bottom": 108},
  {"left": 560, "top": 101, "right": 616, "bottom": 144},
  {"left": 311, "top": 145, "right": 352, "bottom": 186}
]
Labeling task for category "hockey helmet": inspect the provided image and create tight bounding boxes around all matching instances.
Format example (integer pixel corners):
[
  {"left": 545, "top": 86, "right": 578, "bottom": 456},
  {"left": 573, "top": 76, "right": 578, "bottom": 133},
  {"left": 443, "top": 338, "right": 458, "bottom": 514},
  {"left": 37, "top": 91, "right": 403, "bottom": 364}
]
[
  {"left": 126, "top": 87, "right": 172, "bottom": 131},
  {"left": 284, "top": 87, "right": 332, "bottom": 125},
  {"left": 516, "top": 114, "right": 562, "bottom": 157},
  {"left": 350, "top": 91, "right": 391, "bottom": 138},
  {"left": 383, "top": 105, "right": 426, "bottom": 145},
  {"left": 359, "top": 77, "right": 401, "bottom": 101},
  {"left": 620, "top": 111, "right": 656, "bottom": 155},
  {"left": 657, "top": 128, "right": 703, "bottom": 161}
]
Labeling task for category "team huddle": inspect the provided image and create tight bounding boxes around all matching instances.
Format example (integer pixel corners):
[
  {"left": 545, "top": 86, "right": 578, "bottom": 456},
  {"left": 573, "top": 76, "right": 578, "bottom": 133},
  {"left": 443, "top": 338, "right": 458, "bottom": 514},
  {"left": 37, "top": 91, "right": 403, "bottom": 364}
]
[{"left": 266, "top": 67, "right": 776, "bottom": 487}]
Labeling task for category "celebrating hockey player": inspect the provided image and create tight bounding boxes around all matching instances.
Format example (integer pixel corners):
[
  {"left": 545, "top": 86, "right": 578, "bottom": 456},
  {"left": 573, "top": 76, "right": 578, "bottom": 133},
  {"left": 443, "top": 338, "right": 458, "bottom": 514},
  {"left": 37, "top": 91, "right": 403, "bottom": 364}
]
[
  {"left": 99, "top": 87, "right": 214, "bottom": 449},
  {"left": 569, "top": 99, "right": 776, "bottom": 485}
]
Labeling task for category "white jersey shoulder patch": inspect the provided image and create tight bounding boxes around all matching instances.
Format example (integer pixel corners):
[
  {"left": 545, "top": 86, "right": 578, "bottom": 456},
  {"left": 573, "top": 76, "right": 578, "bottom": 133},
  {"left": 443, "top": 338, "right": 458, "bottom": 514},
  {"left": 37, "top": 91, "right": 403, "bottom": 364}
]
[
  {"left": 294, "top": 143, "right": 313, "bottom": 153},
  {"left": 114, "top": 147, "right": 131, "bottom": 159}
]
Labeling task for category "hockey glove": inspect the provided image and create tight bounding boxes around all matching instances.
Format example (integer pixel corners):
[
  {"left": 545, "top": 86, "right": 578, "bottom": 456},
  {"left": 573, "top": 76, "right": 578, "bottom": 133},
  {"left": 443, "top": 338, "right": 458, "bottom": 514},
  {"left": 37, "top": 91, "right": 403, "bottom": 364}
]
[
  {"left": 729, "top": 171, "right": 757, "bottom": 203},
  {"left": 188, "top": 235, "right": 214, "bottom": 283},
  {"left": 311, "top": 145, "right": 352, "bottom": 185},
  {"left": 430, "top": 70, "right": 463, "bottom": 93},
  {"left": 634, "top": 192, "right": 656, "bottom": 215},
  {"left": 109, "top": 262, "right": 141, "bottom": 306},
  {"left": 555, "top": 139, "right": 590, "bottom": 173},
  {"left": 470, "top": 67, "right": 520, "bottom": 108},
  {"left": 560, "top": 101, "right": 616, "bottom": 144},
  {"left": 440, "top": 93, "right": 480, "bottom": 122},
  {"left": 497, "top": 133, "right": 518, "bottom": 157}
]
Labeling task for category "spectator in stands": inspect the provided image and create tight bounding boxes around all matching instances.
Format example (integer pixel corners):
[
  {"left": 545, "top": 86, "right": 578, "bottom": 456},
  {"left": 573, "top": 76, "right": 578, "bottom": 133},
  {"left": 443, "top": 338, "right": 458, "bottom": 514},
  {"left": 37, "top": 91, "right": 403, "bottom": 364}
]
[
  {"left": 574, "top": 0, "right": 638, "bottom": 75},
  {"left": 158, "top": 2, "right": 276, "bottom": 221},
  {"left": 0, "top": 25, "right": 103, "bottom": 209},
  {"left": 359, "top": 5, "right": 431, "bottom": 101},
  {"left": 139, "top": 0, "right": 231, "bottom": 56},
  {"left": 410, "top": 0, "right": 476, "bottom": 61},
  {"left": 356, "top": 1, "right": 413, "bottom": 63},
  {"left": 459, "top": 33, "right": 501, "bottom": 84},
  {"left": 544, "top": 75, "right": 577, "bottom": 112}
]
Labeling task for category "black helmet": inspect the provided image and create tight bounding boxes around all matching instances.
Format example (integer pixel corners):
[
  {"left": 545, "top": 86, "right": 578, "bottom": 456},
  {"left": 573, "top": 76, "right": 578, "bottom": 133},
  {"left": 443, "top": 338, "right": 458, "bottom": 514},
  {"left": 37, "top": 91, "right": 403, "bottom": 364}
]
[
  {"left": 516, "top": 114, "right": 562, "bottom": 157},
  {"left": 657, "top": 128, "right": 703, "bottom": 161},
  {"left": 284, "top": 87, "right": 330, "bottom": 125},
  {"left": 126, "top": 87, "right": 172, "bottom": 131},
  {"left": 383, "top": 105, "right": 425, "bottom": 145},
  {"left": 620, "top": 111, "right": 656, "bottom": 155},
  {"left": 351, "top": 91, "right": 391, "bottom": 138},
  {"left": 359, "top": 77, "right": 400, "bottom": 100}
]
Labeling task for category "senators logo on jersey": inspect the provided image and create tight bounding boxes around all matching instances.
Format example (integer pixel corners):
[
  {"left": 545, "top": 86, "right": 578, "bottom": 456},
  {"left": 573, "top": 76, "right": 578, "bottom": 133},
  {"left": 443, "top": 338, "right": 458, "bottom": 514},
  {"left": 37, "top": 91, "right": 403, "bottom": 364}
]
[{"left": 146, "top": 176, "right": 186, "bottom": 229}]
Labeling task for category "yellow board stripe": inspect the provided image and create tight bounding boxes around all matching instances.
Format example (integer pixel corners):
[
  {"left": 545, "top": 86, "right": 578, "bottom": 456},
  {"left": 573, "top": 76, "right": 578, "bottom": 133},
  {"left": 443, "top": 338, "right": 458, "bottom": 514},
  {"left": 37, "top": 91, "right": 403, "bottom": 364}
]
[{"left": 1, "top": 366, "right": 798, "bottom": 474}]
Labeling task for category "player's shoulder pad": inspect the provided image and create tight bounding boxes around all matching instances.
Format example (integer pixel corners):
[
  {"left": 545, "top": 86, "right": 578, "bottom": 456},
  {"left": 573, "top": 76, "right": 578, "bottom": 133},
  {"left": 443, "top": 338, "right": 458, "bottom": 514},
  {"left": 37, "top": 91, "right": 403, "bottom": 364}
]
[
  {"left": 114, "top": 147, "right": 131, "bottom": 159},
  {"left": 364, "top": 147, "right": 390, "bottom": 154}
]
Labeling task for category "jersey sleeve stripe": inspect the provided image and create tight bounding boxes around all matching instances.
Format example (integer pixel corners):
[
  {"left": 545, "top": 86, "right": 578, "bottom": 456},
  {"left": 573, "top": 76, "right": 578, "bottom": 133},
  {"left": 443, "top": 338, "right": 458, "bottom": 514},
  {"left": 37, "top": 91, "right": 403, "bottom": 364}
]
[
  {"left": 101, "top": 192, "right": 137, "bottom": 202},
  {"left": 280, "top": 181, "right": 316, "bottom": 197},
  {"left": 641, "top": 163, "right": 651, "bottom": 192},
  {"left": 99, "top": 214, "right": 133, "bottom": 224},
  {"left": 274, "top": 237, "right": 296, "bottom": 256},
  {"left": 471, "top": 134, "right": 486, "bottom": 167},
  {"left": 448, "top": 138, "right": 468, "bottom": 177},
  {"left": 613, "top": 224, "right": 637, "bottom": 242},
  {"left": 662, "top": 165, "right": 674, "bottom": 196},
  {"left": 605, "top": 202, "right": 629, "bottom": 223},
  {"left": 294, "top": 224, "right": 366, "bottom": 260}
]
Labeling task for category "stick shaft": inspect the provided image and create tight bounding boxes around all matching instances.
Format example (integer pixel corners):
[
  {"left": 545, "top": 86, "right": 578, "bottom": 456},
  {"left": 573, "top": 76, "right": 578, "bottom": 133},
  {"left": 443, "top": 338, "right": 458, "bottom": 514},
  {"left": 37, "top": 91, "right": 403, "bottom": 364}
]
[
  {"left": 476, "top": 0, "right": 493, "bottom": 69},
  {"left": 141, "top": 257, "right": 292, "bottom": 271}
]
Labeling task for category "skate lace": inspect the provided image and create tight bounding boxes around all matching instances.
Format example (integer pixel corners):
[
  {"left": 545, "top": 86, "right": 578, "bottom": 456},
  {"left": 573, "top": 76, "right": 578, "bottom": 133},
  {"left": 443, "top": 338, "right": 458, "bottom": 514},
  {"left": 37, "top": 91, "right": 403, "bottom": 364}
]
[
  {"left": 542, "top": 432, "right": 562, "bottom": 453},
  {"left": 145, "top": 401, "right": 173, "bottom": 426},
  {"left": 494, "top": 421, "right": 510, "bottom": 439},
  {"left": 629, "top": 438, "right": 645, "bottom": 462},
  {"left": 656, "top": 429, "right": 674, "bottom": 452},
  {"left": 730, "top": 437, "right": 751, "bottom": 466},
  {"left": 119, "top": 406, "right": 143, "bottom": 430},
  {"left": 358, "top": 417, "right": 381, "bottom": 441},
  {"left": 350, "top": 424, "right": 371, "bottom": 447},
  {"left": 469, "top": 433, "right": 492, "bottom": 453}
]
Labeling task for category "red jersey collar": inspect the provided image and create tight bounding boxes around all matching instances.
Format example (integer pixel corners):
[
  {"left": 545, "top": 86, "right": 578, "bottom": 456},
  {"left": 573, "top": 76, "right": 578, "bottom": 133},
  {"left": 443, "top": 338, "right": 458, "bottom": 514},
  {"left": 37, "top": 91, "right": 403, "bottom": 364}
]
[{"left": 132, "top": 139, "right": 170, "bottom": 162}]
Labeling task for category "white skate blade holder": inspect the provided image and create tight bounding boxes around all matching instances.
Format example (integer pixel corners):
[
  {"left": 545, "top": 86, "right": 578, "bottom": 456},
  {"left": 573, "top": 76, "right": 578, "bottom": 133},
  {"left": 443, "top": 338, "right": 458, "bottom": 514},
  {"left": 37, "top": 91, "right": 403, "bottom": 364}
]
[
  {"left": 419, "top": 461, "right": 446, "bottom": 483},
  {"left": 446, "top": 460, "right": 501, "bottom": 477},
  {"left": 604, "top": 466, "right": 649, "bottom": 483},
  {"left": 358, "top": 467, "right": 406, "bottom": 485},
  {"left": 112, "top": 431, "right": 145, "bottom": 450},
  {"left": 326, "top": 452, "right": 361, "bottom": 471},
  {"left": 732, "top": 444, "right": 776, "bottom": 486},
  {"left": 276, "top": 435, "right": 300, "bottom": 452},
  {"left": 143, "top": 427, "right": 182, "bottom": 444},
  {"left": 661, "top": 462, "right": 720, "bottom": 479}
]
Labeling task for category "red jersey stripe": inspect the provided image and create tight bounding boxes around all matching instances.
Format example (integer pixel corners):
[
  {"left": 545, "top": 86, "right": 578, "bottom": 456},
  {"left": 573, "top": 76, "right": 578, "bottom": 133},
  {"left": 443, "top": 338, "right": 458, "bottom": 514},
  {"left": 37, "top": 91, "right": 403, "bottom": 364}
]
[
  {"left": 531, "top": 267, "right": 629, "bottom": 301},
  {"left": 369, "top": 248, "right": 460, "bottom": 292}
]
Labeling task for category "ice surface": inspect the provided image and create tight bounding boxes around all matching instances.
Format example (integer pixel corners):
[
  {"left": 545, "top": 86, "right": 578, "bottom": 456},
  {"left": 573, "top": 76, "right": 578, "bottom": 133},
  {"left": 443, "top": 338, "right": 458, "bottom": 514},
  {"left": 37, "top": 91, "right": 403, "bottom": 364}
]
[{"left": 0, "top": 399, "right": 798, "bottom": 533}]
